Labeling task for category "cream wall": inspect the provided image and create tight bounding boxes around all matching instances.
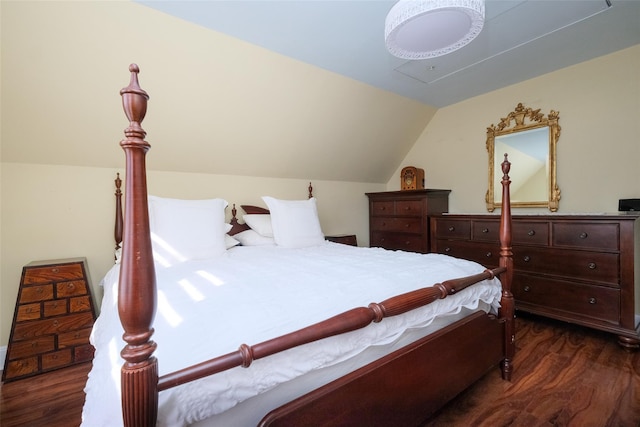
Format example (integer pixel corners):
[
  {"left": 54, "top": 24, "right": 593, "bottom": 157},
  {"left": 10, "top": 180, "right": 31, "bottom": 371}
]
[
  {"left": 389, "top": 45, "right": 640, "bottom": 214},
  {"left": 0, "top": 163, "right": 382, "bottom": 346}
]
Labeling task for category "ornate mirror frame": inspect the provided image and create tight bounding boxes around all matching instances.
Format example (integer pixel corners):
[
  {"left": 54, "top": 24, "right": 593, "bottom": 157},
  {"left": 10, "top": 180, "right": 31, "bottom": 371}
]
[{"left": 486, "top": 103, "right": 561, "bottom": 212}]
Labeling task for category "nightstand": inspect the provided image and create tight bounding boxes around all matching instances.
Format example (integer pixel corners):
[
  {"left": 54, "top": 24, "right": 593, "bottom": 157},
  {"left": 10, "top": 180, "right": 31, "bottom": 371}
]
[
  {"left": 2, "top": 258, "right": 96, "bottom": 382},
  {"left": 325, "top": 234, "right": 358, "bottom": 246}
]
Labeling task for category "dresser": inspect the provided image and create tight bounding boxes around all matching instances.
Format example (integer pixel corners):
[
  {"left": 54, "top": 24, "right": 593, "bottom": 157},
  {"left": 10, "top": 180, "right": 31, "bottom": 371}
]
[
  {"left": 366, "top": 189, "right": 450, "bottom": 253},
  {"left": 2, "top": 258, "right": 96, "bottom": 381},
  {"left": 430, "top": 214, "right": 640, "bottom": 349}
]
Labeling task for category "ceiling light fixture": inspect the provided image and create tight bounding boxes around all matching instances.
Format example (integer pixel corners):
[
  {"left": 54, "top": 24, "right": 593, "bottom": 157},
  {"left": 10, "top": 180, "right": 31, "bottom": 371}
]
[{"left": 385, "top": 0, "right": 485, "bottom": 60}]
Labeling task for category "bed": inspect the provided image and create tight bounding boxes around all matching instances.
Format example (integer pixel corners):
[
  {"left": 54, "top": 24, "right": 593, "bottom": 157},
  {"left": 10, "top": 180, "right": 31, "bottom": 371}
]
[{"left": 81, "top": 64, "right": 515, "bottom": 427}]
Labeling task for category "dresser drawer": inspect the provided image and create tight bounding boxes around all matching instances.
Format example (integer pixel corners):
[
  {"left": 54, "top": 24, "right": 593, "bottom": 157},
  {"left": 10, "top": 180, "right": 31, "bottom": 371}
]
[
  {"left": 17, "top": 303, "right": 42, "bottom": 321},
  {"left": 41, "top": 348, "right": 72, "bottom": 370},
  {"left": 434, "top": 219, "right": 471, "bottom": 240},
  {"left": 3, "top": 357, "right": 38, "bottom": 380},
  {"left": 513, "top": 247, "right": 619, "bottom": 286},
  {"left": 44, "top": 299, "right": 68, "bottom": 317},
  {"left": 371, "top": 217, "right": 423, "bottom": 234},
  {"left": 371, "top": 231, "right": 425, "bottom": 252},
  {"left": 58, "top": 328, "right": 92, "bottom": 348},
  {"left": 370, "top": 201, "right": 394, "bottom": 216},
  {"left": 395, "top": 200, "right": 424, "bottom": 217},
  {"left": 435, "top": 240, "right": 500, "bottom": 267},
  {"left": 23, "top": 263, "right": 84, "bottom": 284},
  {"left": 20, "top": 284, "right": 54, "bottom": 303},
  {"left": 552, "top": 222, "right": 619, "bottom": 250},
  {"left": 515, "top": 274, "right": 620, "bottom": 324},
  {"left": 56, "top": 279, "right": 88, "bottom": 297},
  {"left": 6, "top": 336, "right": 55, "bottom": 360},
  {"left": 512, "top": 221, "right": 549, "bottom": 246},
  {"left": 471, "top": 220, "right": 500, "bottom": 242},
  {"left": 13, "top": 311, "right": 95, "bottom": 340}
]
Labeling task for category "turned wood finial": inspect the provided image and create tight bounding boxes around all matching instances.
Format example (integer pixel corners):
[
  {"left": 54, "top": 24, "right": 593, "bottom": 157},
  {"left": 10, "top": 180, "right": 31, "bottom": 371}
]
[
  {"left": 501, "top": 153, "right": 511, "bottom": 178},
  {"left": 308, "top": 182, "right": 313, "bottom": 199},
  {"left": 120, "top": 63, "right": 149, "bottom": 142}
]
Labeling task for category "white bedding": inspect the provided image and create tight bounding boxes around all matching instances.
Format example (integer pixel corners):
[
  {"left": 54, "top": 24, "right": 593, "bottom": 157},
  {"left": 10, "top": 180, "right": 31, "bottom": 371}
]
[{"left": 82, "top": 242, "right": 502, "bottom": 427}]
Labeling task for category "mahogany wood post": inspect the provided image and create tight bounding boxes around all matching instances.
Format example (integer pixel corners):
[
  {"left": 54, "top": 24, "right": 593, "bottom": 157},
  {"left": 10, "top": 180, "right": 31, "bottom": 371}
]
[
  {"left": 115, "top": 173, "right": 123, "bottom": 254},
  {"left": 118, "top": 64, "right": 158, "bottom": 427},
  {"left": 499, "top": 154, "right": 515, "bottom": 380}
]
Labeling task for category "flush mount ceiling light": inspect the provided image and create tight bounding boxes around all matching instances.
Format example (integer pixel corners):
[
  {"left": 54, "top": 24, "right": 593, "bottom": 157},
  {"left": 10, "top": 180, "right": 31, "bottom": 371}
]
[{"left": 385, "top": 0, "right": 485, "bottom": 60}]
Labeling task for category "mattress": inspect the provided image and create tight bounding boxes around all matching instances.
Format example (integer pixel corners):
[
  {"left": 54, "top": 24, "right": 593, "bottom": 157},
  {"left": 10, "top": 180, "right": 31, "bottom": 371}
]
[{"left": 82, "top": 242, "right": 502, "bottom": 426}]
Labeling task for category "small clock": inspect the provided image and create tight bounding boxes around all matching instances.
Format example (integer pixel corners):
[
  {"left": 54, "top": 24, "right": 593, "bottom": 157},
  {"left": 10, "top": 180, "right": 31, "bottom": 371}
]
[{"left": 401, "top": 166, "right": 425, "bottom": 191}]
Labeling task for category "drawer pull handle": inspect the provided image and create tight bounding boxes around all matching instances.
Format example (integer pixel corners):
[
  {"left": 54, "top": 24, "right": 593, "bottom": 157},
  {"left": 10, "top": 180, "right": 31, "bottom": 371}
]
[
  {"left": 579, "top": 232, "right": 588, "bottom": 239},
  {"left": 588, "top": 262, "right": 597, "bottom": 270},
  {"left": 523, "top": 286, "right": 531, "bottom": 292},
  {"left": 53, "top": 320, "right": 59, "bottom": 327},
  {"left": 404, "top": 206, "right": 410, "bottom": 211},
  {"left": 51, "top": 268, "right": 60, "bottom": 273},
  {"left": 381, "top": 222, "right": 386, "bottom": 227},
  {"left": 448, "top": 226, "right": 455, "bottom": 232},
  {"left": 523, "top": 256, "right": 531, "bottom": 262},
  {"left": 444, "top": 247, "right": 451, "bottom": 253},
  {"left": 482, "top": 228, "right": 489, "bottom": 233},
  {"left": 485, "top": 252, "right": 492, "bottom": 258},
  {"left": 528, "top": 230, "right": 536, "bottom": 236},
  {"left": 380, "top": 206, "right": 386, "bottom": 211},
  {"left": 405, "top": 224, "right": 410, "bottom": 228},
  {"left": 37, "top": 288, "right": 43, "bottom": 294},
  {"left": 589, "top": 297, "right": 597, "bottom": 304}
]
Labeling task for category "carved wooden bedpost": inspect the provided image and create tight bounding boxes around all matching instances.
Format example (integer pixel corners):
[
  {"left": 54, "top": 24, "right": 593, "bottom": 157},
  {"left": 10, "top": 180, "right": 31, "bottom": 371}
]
[
  {"left": 118, "top": 64, "right": 158, "bottom": 427},
  {"left": 115, "top": 173, "right": 123, "bottom": 255},
  {"left": 499, "top": 154, "right": 515, "bottom": 380}
]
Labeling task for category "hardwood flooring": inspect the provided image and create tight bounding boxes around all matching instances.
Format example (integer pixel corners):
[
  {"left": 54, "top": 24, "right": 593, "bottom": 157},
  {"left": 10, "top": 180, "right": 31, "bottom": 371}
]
[{"left": 1, "top": 313, "right": 638, "bottom": 427}]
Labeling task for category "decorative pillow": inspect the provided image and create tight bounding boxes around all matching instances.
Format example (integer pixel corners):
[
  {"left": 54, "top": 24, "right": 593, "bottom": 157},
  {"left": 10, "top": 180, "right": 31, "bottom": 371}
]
[
  {"left": 234, "top": 229, "right": 276, "bottom": 246},
  {"left": 224, "top": 223, "right": 240, "bottom": 249},
  {"left": 262, "top": 196, "right": 325, "bottom": 248},
  {"left": 243, "top": 214, "right": 273, "bottom": 237},
  {"left": 148, "top": 196, "right": 228, "bottom": 264}
]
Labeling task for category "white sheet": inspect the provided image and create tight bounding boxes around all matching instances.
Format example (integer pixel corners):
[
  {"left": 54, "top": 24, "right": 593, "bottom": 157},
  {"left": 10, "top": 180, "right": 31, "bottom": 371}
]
[{"left": 82, "top": 242, "right": 502, "bottom": 427}]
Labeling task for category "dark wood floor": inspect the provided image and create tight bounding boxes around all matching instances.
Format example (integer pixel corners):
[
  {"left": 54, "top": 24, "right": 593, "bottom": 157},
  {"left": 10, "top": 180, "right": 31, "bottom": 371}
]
[{"left": 1, "top": 313, "right": 638, "bottom": 427}]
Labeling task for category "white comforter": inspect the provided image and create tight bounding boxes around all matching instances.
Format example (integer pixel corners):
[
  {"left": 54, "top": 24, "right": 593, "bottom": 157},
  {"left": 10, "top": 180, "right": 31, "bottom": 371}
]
[{"left": 82, "top": 242, "right": 502, "bottom": 427}]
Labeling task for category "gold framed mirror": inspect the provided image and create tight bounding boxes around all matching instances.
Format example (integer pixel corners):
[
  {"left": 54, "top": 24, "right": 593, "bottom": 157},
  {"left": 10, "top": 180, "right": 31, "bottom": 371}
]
[{"left": 486, "top": 103, "right": 561, "bottom": 212}]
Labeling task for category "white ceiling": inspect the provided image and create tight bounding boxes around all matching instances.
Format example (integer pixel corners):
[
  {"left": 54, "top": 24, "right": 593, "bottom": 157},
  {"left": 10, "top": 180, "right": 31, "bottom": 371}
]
[{"left": 136, "top": 0, "right": 640, "bottom": 108}]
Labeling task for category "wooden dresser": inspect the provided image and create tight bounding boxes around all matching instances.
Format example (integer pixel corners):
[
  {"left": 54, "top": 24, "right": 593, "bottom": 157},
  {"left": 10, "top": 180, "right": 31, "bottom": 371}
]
[
  {"left": 366, "top": 189, "right": 450, "bottom": 253},
  {"left": 2, "top": 258, "right": 96, "bottom": 381},
  {"left": 430, "top": 214, "right": 640, "bottom": 349}
]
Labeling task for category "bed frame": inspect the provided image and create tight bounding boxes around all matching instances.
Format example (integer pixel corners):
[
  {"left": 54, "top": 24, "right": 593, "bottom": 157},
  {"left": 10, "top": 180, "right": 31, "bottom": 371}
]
[{"left": 115, "top": 64, "right": 515, "bottom": 427}]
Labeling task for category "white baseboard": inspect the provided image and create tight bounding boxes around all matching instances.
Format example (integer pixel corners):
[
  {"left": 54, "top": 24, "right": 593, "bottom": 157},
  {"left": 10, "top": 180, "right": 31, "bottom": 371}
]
[{"left": 0, "top": 345, "right": 6, "bottom": 372}]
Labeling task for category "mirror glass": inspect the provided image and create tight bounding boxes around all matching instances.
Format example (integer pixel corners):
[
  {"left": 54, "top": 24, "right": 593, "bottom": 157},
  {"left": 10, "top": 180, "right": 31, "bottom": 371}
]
[{"left": 486, "top": 103, "right": 561, "bottom": 212}]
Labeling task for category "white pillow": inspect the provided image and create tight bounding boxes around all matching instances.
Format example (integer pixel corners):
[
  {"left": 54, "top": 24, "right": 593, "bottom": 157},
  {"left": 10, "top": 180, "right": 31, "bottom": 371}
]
[
  {"left": 225, "top": 234, "right": 241, "bottom": 249},
  {"left": 224, "top": 223, "right": 240, "bottom": 249},
  {"left": 243, "top": 214, "right": 273, "bottom": 237},
  {"left": 148, "top": 196, "right": 228, "bottom": 264},
  {"left": 262, "top": 196, "right": 325, "bottom": 248},
  {"left": 234, "top": 229, "right": 276, "bottom": 246}
]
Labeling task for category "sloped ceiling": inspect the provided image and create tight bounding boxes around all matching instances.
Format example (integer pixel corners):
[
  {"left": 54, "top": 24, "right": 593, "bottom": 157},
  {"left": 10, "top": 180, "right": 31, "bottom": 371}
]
[
  {"left": 1, "top": 1, "right": 639, "bottom": 184},
  {"left": 137, "top": 0, "right": 640, "bottom": 107}
]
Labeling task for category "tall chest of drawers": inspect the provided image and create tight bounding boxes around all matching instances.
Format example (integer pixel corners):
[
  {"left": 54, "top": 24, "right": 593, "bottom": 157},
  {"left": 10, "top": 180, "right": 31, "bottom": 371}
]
[
  {"left": 430, "top": 214, "right": 640, "bottom": 349},
  {"left": 366, "top": 189, "right": 450, "bottom": 253},
  {"left": 2, "top": 258, "right": 97, "bottom": 381}
]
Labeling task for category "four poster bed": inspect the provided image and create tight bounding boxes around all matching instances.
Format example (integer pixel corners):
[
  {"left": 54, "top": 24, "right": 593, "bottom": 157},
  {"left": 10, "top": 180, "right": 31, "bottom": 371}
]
[{"left": 81, "top": 64, "right": 515, "bottom": 427}]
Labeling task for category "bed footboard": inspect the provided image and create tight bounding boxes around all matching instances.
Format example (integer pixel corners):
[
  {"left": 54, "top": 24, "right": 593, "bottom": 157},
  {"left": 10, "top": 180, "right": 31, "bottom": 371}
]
[{"left": 260, "top": 311, "right": 504, "bottom": 427}]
